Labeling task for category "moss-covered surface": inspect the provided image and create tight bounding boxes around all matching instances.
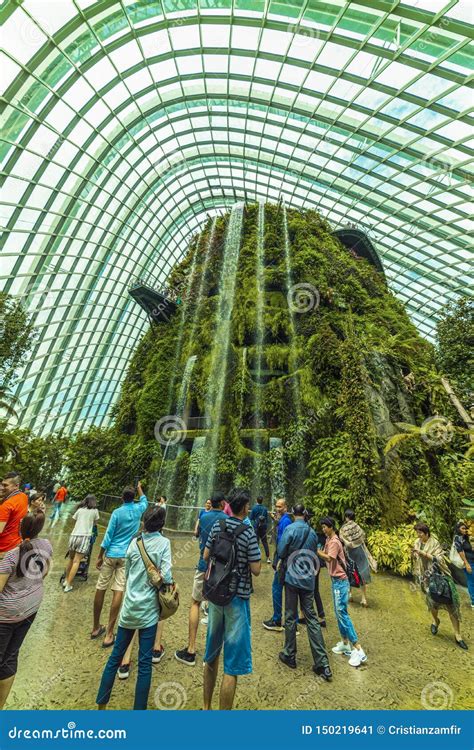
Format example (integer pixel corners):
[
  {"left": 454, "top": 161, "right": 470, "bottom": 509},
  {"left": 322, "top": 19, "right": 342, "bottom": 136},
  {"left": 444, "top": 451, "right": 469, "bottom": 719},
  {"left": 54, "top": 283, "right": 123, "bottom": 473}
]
[{"left": 69, "top": 204, "right": 471, "bottom": 541}]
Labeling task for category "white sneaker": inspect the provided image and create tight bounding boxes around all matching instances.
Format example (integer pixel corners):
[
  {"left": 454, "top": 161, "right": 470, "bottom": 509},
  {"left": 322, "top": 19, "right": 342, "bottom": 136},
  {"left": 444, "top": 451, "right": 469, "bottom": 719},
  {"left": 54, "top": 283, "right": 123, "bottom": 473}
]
[
  {"left": 200, "top": 615, "right": 208, "bottom": 625},
  {"left": 332, "top": 641, "right": 351, "bottom": 656},
  {"left": 348, "top": 647, "right": 367, "bottom": 667},
  {"left": 63, "top": 584, "right": 73, "bottom": 593}
]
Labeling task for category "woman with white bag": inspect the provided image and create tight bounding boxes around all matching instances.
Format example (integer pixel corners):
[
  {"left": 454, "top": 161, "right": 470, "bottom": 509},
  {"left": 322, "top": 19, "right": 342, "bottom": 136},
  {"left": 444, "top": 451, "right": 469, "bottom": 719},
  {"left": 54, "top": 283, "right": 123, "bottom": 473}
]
[{"left": 451, "top": 521, "right": 474, "bottom": 608}]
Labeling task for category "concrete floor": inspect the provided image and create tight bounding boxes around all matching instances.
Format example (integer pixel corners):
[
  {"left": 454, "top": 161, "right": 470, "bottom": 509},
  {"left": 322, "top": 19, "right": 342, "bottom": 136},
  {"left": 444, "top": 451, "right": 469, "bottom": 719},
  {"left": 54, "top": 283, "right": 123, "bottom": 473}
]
[{"left": 6, "top": 505, "right": 473, "bottom": 711}]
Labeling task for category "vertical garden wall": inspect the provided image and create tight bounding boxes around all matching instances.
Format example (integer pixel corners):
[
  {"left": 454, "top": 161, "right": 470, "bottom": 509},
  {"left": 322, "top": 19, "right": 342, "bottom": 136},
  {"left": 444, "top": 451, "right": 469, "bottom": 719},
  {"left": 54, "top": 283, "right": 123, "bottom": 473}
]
[{"left": 69, "top": 203, "right": 471, "bottom": 545}]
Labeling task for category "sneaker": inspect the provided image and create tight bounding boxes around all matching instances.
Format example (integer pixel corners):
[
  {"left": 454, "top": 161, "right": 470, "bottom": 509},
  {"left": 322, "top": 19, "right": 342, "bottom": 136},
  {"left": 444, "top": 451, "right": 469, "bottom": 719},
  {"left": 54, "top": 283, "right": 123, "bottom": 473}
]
[
  {"left": 313, "top": 665, "right": 333, "bottom": 682},
  {"left": 152, "top": 647, "right": 165, "bottom": 664},
  {"left": 348, "top": 647, "right": 367, "bottom": 667},
  {"left": 319, "top": 619, "right": 327, "bottom": 628},
  {"left": 63, "top": 584, "right": 73, "bottom": 593},
  {"left": 263, "top": 619, "right": 283, "bottom": 632},
  {"left": 174, "top": 648, "right": 196, "bottom": 666},
  {"left": 298, "top": 617, "right": 307, "bottom": 625},
  {"left": 267, "top": 559, "right": 272, "bottom": 564},
  {"left": 117, "top": 664, "right": 130, "bottom": 680},
  {"left": 200, "top": 614, "right": 208, "bottom": 625},
  {"left": 332, "top": 641, "right": 351, "bottom": 656},
  {"left": 278, "top": 651, "right": 296, "bottom": 669}
]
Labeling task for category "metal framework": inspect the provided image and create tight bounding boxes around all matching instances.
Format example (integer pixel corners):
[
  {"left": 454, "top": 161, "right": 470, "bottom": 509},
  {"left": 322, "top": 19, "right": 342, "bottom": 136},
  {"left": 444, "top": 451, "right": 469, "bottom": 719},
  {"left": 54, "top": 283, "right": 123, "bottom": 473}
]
[{"left": 1, "top": 0, "right": 472, "bottom": 435}]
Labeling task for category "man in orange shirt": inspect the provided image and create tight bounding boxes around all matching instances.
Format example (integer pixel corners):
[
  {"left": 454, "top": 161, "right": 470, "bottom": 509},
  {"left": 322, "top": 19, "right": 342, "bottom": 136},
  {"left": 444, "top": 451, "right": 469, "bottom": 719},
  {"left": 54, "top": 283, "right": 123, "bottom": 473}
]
[
  {"left": 0, "top": 472, "right": 29, "bottom": 559},
  {"left": 50, "top": 481, "right": 68, "bottom": 525}
]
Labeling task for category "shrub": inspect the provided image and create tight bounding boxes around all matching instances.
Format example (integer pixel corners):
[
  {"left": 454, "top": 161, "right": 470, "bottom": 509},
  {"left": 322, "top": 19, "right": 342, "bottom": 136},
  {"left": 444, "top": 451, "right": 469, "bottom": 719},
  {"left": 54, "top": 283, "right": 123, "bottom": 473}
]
[{"left": 366, "top": 524, "right": 417, "bottom": 576}]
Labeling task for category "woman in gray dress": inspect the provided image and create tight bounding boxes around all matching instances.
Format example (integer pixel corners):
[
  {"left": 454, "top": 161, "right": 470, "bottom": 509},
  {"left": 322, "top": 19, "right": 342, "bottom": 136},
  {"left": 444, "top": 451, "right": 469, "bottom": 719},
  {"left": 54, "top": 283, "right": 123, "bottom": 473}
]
[{"left": 339, "top": 509, "right": 372, "bottom": 607}]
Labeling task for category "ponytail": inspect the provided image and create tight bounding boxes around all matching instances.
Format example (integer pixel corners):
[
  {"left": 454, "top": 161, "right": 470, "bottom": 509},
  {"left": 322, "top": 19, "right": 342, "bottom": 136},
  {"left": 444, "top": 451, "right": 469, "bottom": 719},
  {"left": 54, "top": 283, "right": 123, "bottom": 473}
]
[{"left": 16, "top": 512, "right": 46, "bottom": 579}]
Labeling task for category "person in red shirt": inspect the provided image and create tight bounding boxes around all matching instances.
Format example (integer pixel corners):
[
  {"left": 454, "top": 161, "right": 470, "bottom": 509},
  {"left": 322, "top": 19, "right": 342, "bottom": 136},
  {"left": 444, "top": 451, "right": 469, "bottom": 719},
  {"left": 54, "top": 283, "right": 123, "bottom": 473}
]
[
  {"left": 0, "top": 473, "right": 29, "bottom": 560},
  {"left": 50, "top": 482, "right": 68, "bottom": 525}
]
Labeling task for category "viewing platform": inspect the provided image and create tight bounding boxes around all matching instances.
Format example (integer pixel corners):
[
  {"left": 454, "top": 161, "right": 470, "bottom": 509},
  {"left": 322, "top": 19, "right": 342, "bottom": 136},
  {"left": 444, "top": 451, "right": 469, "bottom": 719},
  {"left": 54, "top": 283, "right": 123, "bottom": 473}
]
[{"left": 128, "top": 275, "right": 182, "bottom": 323}]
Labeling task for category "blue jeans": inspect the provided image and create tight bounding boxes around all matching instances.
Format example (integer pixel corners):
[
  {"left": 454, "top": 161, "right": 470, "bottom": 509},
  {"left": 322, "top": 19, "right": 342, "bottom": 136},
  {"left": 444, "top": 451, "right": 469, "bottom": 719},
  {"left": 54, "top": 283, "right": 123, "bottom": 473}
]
[
  {"left": 50, "top": 501, "right": 62, "bottom": 520},
  {"left": 272, "top": 570, "right": 283, "bottom": 622},
  {"left": 465, "top": 567, "right": 474, "bottom": 605},
  {"left": 96, "top": 623, "right": 157, "bottom": 710},
  {"left": 204, "top": 597, "right": 252, "bottom": 675},
  {"left": 331, "top": 577, "right": 358, "bottom": 645}
]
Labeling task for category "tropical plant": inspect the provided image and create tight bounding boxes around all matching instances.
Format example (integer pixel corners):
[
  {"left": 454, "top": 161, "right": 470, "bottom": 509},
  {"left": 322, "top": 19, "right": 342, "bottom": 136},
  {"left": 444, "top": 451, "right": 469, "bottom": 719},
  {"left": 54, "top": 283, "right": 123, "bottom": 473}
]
[
  {"left": 436, "top": 296, "right": 474, "bottom": 406},
  {"left": 366, "top": 525, "right": 417, "bottom": 576}
]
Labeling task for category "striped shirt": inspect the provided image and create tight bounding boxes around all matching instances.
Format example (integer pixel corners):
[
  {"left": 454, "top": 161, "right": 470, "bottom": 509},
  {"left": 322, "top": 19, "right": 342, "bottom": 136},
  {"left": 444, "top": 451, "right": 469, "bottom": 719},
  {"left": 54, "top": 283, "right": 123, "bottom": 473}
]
[
  {"left": 206, "top": 516, "right": 261, "bottom": 598},
  {"left": 0, "top": 538, "right": 52, "bottom": 622}
]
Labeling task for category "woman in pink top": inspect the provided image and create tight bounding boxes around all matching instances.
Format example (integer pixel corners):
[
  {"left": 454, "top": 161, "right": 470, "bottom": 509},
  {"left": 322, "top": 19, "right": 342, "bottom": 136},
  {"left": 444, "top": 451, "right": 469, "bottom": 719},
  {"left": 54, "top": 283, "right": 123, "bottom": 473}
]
[{"left": 317, "top": 516, "right": 366, "bottom": 669}]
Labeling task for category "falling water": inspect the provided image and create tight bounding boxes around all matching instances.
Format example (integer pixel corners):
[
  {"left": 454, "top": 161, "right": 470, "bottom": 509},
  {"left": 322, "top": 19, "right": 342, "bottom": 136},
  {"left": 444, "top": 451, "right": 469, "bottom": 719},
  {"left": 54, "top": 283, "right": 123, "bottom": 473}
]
[
  {"left": 154, "top": 354, "right": 197, "bottom": 500},
  {"left": 268, "top": 437, "right": 285, "bottom": 501},
  {"left": 180, "top": 436, "right": 208, "bottom": 531},
  {"left": 164, "top": 234, "right": 201, "bottom": 416},
  {"left": 282, "top": 204, "right": 302, "bottom": 421},
  {"left": 175, "top": 354, "right": 197, "bottom": 419},
  {"left": 186, "top": 217, "right": 217, "bottom": 352},
  {"left": 253, "top": 202, "right": 266, "bottom": 495},
  {"left": 150, "top": 220, "right": 216, "bottom": 501},
  {"left": 199, "top": 204, "right": 245, "bottom": 502},
  {"left": 238, "top": 347, "right": 247, "bottom": 428}
]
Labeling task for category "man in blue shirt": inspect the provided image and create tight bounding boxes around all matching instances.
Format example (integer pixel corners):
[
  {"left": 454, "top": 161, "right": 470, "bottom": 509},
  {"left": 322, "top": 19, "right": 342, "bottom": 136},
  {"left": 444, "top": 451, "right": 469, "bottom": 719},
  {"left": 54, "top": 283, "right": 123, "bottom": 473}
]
[
  {"left": 263, "top": 497, "right": 292, "bottom": 631},
  {"left": 249, "top": 496, "right": 271, "bottom": 563},
  {"left": 175, "top": 491, "right": 227, "bottom": 667},
  {"left": 277, "top": 504, "right": 332, "bottom": 681},
  {"left": 91, "top": 483, "right": 148, "bottom": 647}
]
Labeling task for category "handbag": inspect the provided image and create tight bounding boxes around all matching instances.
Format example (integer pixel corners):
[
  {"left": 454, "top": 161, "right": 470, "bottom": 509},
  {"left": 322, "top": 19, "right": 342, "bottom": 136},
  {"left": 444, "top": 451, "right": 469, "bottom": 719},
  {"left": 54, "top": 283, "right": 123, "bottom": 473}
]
[
  {"left": 337, "top": 551, "right": 362, "bottom": 588},
  {"left": 427, "top": 559, "right": 452, "bottom": 605},
  {"left": 136, "top": 536, "right": 179, "bottom": 620},
  {"left": 363, "top": 543, "right": 378, "bottom": 574},
  {"left": 449, "top": 541, "right": 464, "bottom": 569}
]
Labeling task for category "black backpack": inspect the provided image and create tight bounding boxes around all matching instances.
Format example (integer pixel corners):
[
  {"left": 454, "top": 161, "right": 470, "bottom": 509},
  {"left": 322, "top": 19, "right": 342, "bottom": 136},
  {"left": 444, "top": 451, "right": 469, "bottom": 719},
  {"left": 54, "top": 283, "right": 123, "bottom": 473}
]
[
  {"left": 204, "top": 520, "right": 248, "bottom": 606},
  {"left": 428, "top": 559, "right": 452, "bottom": 605}
]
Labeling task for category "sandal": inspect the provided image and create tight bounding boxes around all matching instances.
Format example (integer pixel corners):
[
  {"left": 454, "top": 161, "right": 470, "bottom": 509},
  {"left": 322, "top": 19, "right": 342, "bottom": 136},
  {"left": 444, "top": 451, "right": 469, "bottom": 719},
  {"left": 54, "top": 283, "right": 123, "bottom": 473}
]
[
  {"left": 90, "top": 626, "right": 106, "bottom": 640},
  {"left": 102, "top": 634, "right": 115, "bottom": 648}
]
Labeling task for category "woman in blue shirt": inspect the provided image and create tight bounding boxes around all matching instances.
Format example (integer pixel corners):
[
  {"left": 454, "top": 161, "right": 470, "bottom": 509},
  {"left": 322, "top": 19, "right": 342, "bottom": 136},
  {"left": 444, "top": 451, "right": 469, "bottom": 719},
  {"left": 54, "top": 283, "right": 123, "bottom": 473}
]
[{"left": 96, "top": 505, "right": 172, "bottom": 710}]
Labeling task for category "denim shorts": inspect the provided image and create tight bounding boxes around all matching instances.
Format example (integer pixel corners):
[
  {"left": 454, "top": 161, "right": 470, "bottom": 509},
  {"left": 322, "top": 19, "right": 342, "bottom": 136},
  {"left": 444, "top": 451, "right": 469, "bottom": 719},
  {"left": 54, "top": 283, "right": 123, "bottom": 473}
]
[{"left": 204, "top": 596, "right": 252, "bottom": 676}]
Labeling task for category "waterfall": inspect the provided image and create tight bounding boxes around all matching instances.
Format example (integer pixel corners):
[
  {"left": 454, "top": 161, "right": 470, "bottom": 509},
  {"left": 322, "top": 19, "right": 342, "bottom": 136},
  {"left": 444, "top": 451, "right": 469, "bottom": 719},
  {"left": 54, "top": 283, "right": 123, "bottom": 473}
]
[
  {"left": 253, "top": 202, "right": 266, "bottom": 495},
  {"left": 164, "top": 234, "right": 201, "bottom": 416},
  {"left": 176, "top": 354, "right": 197, "bottom": 419},
  {"left": 238, "top": 347, "right": 247, "bottom": 428},
  {"left": 199, "top": 203, "right": 245, "bottom": 501},
  {"left": 151, "top": 354, "right": 197, "bottom": 500},
  {"left": 179, "top": 436, "right": 207, "bottom": 531},
  {"left": 268, "top": 437, "right": 285, "bottom": 501},
  {"left": 186, "top": 217, "right": 217, "bottom": 351},
  {"left": 283, "top": 204, "right": 302, "bottom": 421}
]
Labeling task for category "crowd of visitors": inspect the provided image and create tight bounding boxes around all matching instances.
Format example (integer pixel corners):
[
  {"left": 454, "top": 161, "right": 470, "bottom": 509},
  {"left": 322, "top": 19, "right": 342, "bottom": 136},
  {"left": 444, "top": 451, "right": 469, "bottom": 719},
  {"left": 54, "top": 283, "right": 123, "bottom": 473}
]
[{"left": 0, "top": 468, "right": 472, "bottom": 711}]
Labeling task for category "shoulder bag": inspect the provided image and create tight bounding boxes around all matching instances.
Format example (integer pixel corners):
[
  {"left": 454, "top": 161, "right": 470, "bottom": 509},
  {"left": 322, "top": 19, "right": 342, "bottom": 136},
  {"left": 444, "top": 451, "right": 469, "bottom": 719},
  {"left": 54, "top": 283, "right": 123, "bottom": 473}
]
[{"left": 136, "top": 536, "right": 179, "bottom": 620}]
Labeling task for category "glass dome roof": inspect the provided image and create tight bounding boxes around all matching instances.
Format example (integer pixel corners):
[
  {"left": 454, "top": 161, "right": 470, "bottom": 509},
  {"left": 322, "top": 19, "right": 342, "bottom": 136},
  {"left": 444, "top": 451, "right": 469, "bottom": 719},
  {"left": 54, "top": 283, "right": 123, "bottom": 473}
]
[{"left": 1, "top": 0, "right": 472, "bottom": 435}]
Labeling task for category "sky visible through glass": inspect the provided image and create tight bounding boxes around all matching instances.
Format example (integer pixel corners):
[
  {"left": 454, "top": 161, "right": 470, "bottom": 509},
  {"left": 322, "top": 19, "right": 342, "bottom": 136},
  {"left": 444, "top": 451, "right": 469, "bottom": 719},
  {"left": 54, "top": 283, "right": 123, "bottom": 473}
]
[{"left": 1, "top": 0, "right": 472, "bottom": 434}]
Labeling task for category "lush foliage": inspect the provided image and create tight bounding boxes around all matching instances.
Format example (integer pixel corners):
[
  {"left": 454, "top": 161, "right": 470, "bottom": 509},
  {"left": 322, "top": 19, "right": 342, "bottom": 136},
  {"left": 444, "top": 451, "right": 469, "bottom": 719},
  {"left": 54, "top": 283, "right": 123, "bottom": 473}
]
[
  {"left": 0, "top": 428, "right": 69, "bottom": 491},
  {"left": 0, "top": 292, "right": 36, "bottom": 391},
  {"left": 436, "top": 297, "right": 473, "bottom": 405},
  {"left": 366, "top": 525, "right": 417, "bottom": 577},
  {"left": 65, "top": 204, "right": 469, "bottom": 554}
]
